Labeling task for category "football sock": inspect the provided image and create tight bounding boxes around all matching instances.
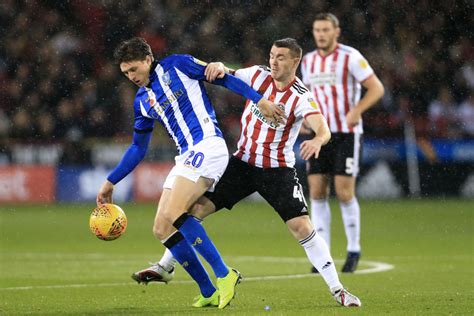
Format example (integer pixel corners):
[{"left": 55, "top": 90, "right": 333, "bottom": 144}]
[
  {"left": 174, "top": 213, "right": 229, "bottom": 278},
  {"left": 310, "top": 198, "right": 331, "bottom": 248},
  {"left": 159, "top": 248, "right": 177, "bottom": 272},
  {"left": 163, "top": 231, "right": 216, "bottom": 297},
  {"left": 339, "top": 197, "right": 361, "bottom": 252},
  {"left": 299, "top": 230, "right": 342, "bottom": 292}
]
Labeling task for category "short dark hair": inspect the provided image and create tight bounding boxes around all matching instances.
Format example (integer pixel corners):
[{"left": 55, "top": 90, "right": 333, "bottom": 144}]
[
  {"left": 273, "top": 38, "right": 302, "bottom": 59},
  {"left": 113, "top": 37, "right": 153, "bottom": 64},
  {"left": 314, "top": 13, "right": 339, "bottom": 28}
]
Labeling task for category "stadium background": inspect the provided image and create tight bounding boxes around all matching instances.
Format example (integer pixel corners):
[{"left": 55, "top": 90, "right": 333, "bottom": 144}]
[
  {"left": 1, "top": 1, "right": 473, "bottom": 315},
  {"left": 0, "top": 0, "right": 473, "bottom": 203}
]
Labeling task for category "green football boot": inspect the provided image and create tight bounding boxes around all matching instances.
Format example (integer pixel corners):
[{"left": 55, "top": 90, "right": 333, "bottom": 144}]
[
  {"left": 192, "top": 290, "right": 219, "bottom": 308},
  {"left": 216, "top": 268, "right": 242, "bottom": 309}
]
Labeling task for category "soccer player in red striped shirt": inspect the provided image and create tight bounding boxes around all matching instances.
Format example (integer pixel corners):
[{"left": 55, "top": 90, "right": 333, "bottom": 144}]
[
  {"left": 144, "top": 38, "right": 362, "bottom": 307},
  {"left": 301, "top": 13, "right": 385, "bottom": 273}
]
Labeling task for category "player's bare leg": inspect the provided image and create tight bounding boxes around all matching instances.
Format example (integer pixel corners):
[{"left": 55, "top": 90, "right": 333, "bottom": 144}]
[
  {"left": 286, "top": 215, "right": 361, "bottom": 307},
  {"left": 307, "top": 174, "right": 331, "bottom": 273},
  {"left": 133, "top": 180, "right": 224, "bottom": 305},
  {"left": 334, "top": 175, "right": 361, "bottom": 273},
  {"left": 135, "top": 195, "right": 217, "bottom": 285},
  {"left": 163, "top": 176, "right": 240, "bottom": 309}
]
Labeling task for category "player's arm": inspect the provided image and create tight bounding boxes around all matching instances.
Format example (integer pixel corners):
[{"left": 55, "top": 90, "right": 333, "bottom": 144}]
[
  {"left": 204, "top": 61, "right": 286, "bottom": 126},
  {"left": 346, "top": 52, "right": 385, "bottom": 127},
  {"left": 96, "top": 130, "right": 152, "bottom": 205},
  {"left": 299, "top": 114, "right": 331, "bottom": 160}
]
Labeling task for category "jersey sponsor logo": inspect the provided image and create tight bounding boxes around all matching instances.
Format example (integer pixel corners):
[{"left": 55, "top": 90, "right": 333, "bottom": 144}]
[
  {"left": 160, "top": 88, "right": 184, "bottom": 108},
  {"left": 193, "top": 57, "right": 208, "bottom": 67},
  {"left": 145, "top": 88, "right": 184, "bottom": 118},
  {"left": 162, "top": 71, "right": 171, "bottom": 86},
  {"left": 309, "top": 72, "right": 336, "bottom": 85},
  {"left": 250, "top": 103, "right": 278, "bottom": 129}
]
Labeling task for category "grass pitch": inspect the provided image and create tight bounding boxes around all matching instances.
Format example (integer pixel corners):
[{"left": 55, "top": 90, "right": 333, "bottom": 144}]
[{"left": 1, "top": 199, "right": 473, "bottom": 315}]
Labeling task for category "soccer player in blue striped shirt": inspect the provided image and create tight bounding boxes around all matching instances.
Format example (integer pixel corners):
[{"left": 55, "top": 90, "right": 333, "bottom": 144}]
[{"left": 96, "top": 37, "right": 284, "bottom": 309}]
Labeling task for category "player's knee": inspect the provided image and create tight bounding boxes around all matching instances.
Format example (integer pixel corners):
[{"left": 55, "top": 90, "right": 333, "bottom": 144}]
[
  {"left": 335, "top": 188, "right": 354, "bottom": 203},
  {"left": 189, "top": 203, "right": 206, "bottom": 219},
  {"left": 160, "top": 207, "right": 180, "bottom": 225},
  {"left": 287, "top": 216, "right": 314, "bottom": 240},
  {"left": 308, "top": 182, "right": 329, "bottom": 199},
  {"left": 152, "top": 222, "right": 166, "bottom": 240},
  {"left": 152, "top": 212, "right": 173, "bottom": 239},
  {"left": 310, "top": 188, "right": 328, "bottom": 200},
  {"left": 189, "top": 198, "right": 216, "bottom": 219}
]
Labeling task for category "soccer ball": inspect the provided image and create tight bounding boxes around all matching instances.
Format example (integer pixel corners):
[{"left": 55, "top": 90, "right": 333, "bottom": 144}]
[{"left": 89, "top": 203, "right": 127, "bottom": 241}]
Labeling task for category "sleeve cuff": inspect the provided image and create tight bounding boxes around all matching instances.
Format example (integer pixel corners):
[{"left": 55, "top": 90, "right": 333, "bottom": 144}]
[{"left": 304, "top": 112, "right": 321, "bottom": 119}]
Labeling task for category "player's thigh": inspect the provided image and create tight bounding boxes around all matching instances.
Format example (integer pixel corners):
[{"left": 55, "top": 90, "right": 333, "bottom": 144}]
[
  {"left": 307, "top": 173, "right": 330, "bottom": 199},
  {"left": 165, "top": 176, "right": 214, "bottom": 221},
  {"left": 258, "top": 167, "right": 309, "bottom": 222},
  {"left": 334, "top": 175, "right": 356, "bottom": 202},
  {"left": 204, "top": 156, "right": 257, "bottom": 212}
]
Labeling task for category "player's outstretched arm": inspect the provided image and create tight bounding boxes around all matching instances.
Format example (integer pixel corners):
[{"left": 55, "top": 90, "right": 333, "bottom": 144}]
[
  {"left": 96, "top": 131, "right": 152, "bottom": 206},
  {"left": 205, "top": 62, "right": 286, "bottom": 126},
  {"left": 299, "top": 114, "right": 331, "bottom": 160}
]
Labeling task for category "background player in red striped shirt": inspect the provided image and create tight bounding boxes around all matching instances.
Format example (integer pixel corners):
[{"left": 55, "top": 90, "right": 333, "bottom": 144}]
[
  {"left": 301, "top": 13, "right": 385, "bottom": 273},
  {"left": 145, "top": 38, "right": 362, "bottom": 307}
]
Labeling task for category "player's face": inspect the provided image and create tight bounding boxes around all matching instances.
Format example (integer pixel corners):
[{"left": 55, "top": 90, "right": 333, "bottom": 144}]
[
  {"left": 120, "top": 55, "right": 153, "bottom": 87},
  {"left": 312, "top": 20, "right": 340, "bottom": 50},
  {"left": 269, "top": 46, "right": 299, "bottom": 82}
]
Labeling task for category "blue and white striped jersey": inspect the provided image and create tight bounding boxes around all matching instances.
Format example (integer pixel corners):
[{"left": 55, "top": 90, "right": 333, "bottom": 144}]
[
  {"left": 133, "top": 54, "right": 224, "bottom": 154},
  {"left": 106, "top": 54, "right": 262, "bottom": 185}
]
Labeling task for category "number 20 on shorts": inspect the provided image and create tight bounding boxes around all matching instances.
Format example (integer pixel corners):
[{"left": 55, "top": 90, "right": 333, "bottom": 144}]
[{"left": 184, "top": 150, "right": 205, "bottom": 168}]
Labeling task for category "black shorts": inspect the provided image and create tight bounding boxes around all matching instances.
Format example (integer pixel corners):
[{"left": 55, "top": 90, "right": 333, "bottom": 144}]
[
  {"left": 306, "top": 132, "right": 363, "bottom": 177},
  {"left": 205, "top": 156, "right": 308, "bottom": 222}
]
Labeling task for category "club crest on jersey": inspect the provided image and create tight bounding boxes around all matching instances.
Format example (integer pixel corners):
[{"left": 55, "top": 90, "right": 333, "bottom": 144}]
[{"left": 162, "top": 72, "right": 171, "bottom": 86}]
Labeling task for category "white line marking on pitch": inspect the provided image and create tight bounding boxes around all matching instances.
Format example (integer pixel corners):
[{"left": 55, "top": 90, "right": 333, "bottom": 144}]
[{"left": 0, "top": 257, "right": 393, "bottom": 291}]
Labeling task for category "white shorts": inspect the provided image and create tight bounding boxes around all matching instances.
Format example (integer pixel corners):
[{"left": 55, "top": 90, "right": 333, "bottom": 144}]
[{"left": 163, "top": 136, "right": 229, "bottom": 192}]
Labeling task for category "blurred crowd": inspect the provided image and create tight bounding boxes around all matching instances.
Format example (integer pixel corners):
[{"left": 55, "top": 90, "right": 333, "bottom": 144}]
[{"left": 0, "top": 0, "right": 472, "bottom": 163}]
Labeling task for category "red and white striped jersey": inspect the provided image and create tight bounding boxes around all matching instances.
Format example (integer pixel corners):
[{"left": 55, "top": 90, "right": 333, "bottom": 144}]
[
  {"left": 233, "top": 65, "right": 321, "bottom": 168},
  {"left": 301, "top": 44, "right": 374, "bottom": 134}
]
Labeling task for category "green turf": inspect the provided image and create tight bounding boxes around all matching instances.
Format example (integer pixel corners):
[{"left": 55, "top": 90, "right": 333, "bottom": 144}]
[{"left": 1, "top": 199, "right": 473, "bottom": 315}]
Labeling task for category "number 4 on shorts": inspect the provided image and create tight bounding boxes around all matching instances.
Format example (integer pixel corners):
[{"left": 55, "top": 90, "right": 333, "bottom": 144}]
[{"left": 293, "top": 185, "right": 304, "bottom": 203}]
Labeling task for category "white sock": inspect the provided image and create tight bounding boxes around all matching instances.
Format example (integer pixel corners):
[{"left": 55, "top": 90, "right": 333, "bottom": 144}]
[
  {"left": 159, "top": 248, "right": 177, "bottom": 272},
  {"left": 310, "top": 198, "right": 331, "bottom": 248},
  {"left": 339, "top": 197, "right": 361, "bottom": 252},
  {"left": 299, "top": 230, "right": 342, "bottom": 292}
]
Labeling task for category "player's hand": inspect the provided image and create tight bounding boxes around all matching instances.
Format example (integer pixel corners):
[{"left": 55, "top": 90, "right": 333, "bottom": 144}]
[
  {"left": 96, "top": 180, "right": 114, "bottom": 206},
  {"left": 346, "top": 108, "right": 361, "bottom": 128},
  {"left": 257, "top": 98, "right": 286, "bottom": 127},
  {"left": 205, "top": 62, "right": 226, "bottom": 82},
  {"left": 299, "top": 137, "right": 324, "bottom": 160}
]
